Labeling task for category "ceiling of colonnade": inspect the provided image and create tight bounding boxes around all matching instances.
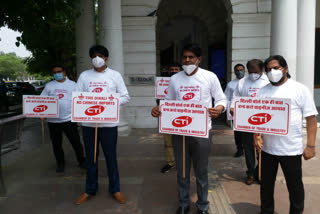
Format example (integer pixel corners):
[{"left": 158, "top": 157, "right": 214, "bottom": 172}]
[{"left": 156, "top": 0, "right": 229, "bottom": 46}]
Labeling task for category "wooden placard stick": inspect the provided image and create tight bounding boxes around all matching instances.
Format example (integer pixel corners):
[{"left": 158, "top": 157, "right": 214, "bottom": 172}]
[
  {"left": 183, "top": 135, "right": 185, "bottom": 178},
  {"left": 94, "top": 123, "right": 98, "bottom": 163},
  {"left": 259, "top": 150, "right": 262, "bottom": 181},
  {"left": 41, "top": 120, "right": 45, "bottom": 144},
  {"left": 254, "top": 133, "right": 263, "bottom": 182}
]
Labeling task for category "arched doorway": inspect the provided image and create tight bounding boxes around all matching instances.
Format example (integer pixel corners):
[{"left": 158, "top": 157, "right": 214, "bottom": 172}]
[{"left": 156, "top": 0, "right": 230, "bottom": 87}]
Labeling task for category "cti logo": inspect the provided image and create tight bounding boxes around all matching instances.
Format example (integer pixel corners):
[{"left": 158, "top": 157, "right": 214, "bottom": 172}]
[
  {"left": 33, "top": 105, "right": 48, "bottom": 113},
  {"left": 182, "top": 92, "right": 195, "bottom": 101},
  {"left": 248, "top": 113, "right": 272, "bottom": 125},
  {"left": 85, "top": 105, "right": 105, "bottom": 116},
  {"left": 57, "top": 94, "right": 64, "bottom": 99},
  {"left": 172, "top": 116, "right": 192, "bottom": 127},
  {"left": 92, "top": 88, "right": 103, "bottom": 93},
  {"left": 164, "top": 88, "right": 168, "bottom": 94}
]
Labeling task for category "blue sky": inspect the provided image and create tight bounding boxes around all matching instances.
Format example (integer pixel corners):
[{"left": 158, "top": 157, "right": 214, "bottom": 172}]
[{"left": 0, "top": 26, "right": 32, "bottom": 58}]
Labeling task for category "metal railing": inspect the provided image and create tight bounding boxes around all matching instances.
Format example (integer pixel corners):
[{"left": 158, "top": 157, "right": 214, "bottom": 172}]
[{"left": 0, "top": 114, "right": 25, "bottom": 196}]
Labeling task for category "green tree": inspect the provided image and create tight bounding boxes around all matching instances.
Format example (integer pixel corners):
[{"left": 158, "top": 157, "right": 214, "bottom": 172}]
[
  {"left": 0, "top": 52, "right": 27, "bottom": 80},
  {"left": 0, "top": 0, "right": 81, "bottom": 79}
]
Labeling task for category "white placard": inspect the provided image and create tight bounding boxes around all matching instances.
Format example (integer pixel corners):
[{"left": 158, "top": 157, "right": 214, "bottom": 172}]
[
  {"left": 159, "top": 100, "right": 209, "bottom": 138},
  {"left": 71, "top": 92, "right": 120, "bottom": 123},
  {"left": 23, "top": 95, "right": 59, "bottom": 118},
  {"left": 155, "top": 77, "right": 170, "bottom": 99},
  {"left": 233, "top": 97, "right": 291, "bottom": 136}
]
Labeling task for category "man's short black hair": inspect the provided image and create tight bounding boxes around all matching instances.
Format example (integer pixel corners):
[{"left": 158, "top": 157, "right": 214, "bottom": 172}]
[
  {"left": 234, "top": 64, "right": 245, "bottom": 70},
  {"left": 169, "top": 62, "right": 182, "bottom": 70},
  {"left": 182, "top": 44, "right": 202, "bottom": 57},
  {"left": 89, "top": 45, "right": 109, "bottom": 58},
  {"left": 52, "top": 65, "right": 66, "bottom": 72},
  {"left": 264, "top": 55, "right": 291, "bottom": 78},
  {"left": 246, "top": 59, "right": 264, "bottom": 70}
]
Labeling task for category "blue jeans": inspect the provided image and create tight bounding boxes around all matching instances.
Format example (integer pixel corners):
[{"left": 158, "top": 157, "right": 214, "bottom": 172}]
[{"left": 82, "top": 126, "right": 120, "bottom": 195}]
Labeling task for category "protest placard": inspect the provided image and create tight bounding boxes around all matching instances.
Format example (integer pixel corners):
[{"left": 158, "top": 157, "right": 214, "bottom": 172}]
[
  {"left": 155, "top": 77, "right": 170, "bottom": 99},
  {"left": 159, "top": 100, "right": 209, "bottom": 138},
  {"left": 71, "top": 92, "right": 120, "bottom": 123},
  {"left": 233, "top": 97, "right": 291, "bottom": 136},
  {"left": 23, "top": 95, "right": 59, "bottom": 118}
]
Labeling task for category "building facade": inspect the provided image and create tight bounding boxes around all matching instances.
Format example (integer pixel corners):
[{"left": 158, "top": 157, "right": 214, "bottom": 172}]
[{"left": 75, "top": 0, "right": 320, "bottom": 129}]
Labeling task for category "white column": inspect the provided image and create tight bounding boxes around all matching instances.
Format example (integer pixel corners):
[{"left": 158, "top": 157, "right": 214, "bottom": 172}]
[
  {"left": 75, "top": 0, "right": 96, "bottom": 77},
  {"left": 270, "top": 0, "right": 297, "bottom": 80},
  {"left": 98, "top": 0, "right": 124, "bottom": 75},
  {"left": 297, "top": 0, "right": 316, "bottom": 94},
  {"left": 98, "top": 0, "right": 130, "bottom": 135}
]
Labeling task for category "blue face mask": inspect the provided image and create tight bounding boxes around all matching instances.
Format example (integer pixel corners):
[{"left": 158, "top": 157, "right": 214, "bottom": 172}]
[
  {"left": 54, "top": 73, "right": 64, "bottom": 81},
  {"left": 235, "top": 70, "right": 244, "bottom": 79}
]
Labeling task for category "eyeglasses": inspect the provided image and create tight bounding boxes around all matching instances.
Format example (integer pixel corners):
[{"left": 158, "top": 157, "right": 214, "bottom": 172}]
[
  {"left": 182, "top": 55, "right": 196, "bottom": 60},
  {"left": 265, "top": 66, "right": 282, "bottom": 72}
]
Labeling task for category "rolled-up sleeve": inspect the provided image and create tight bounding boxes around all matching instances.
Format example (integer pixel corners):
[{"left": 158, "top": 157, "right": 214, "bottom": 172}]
[
  {"left": 116, "top": 73, "right": 130, "bottom": 105},
  {"left": 165, "top": 79, "right": 176, "bottom": 100}
]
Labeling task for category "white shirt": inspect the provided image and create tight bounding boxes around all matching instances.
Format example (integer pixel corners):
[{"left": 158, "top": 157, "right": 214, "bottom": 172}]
[
  {"left": 256, "top": 79, "right": 318, "bottom": 156},
  {"left": 165, "top": 67, "right": 227, "bottom": 130},
  {"left": 231, "top": 73, "right": 269, "bottom": 108},
  {"left": 76, "top": 67, "right": 130, "bottom": 127},
  {"left": 40, "top": 78, "right": 76, "bottom": 123},
  {"left": 225, "top": 78, "right": 240, "bottom": 102}
]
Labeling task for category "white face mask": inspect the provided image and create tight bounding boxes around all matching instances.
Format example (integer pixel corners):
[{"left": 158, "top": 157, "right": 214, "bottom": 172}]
[
  {"left": 249, "top": 73, "right": 261, "bottom": 81},
  {"left": 182, "top": 60, "right": 198, "bottom": 75},
  {"left": 92, "top": 56, "right": 105, "bottom": 68},
  {"left": 267, "top": 69, "right": 283, "bottom": 83}
]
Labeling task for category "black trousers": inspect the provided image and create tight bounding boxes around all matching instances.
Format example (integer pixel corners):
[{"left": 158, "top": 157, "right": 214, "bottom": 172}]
[
  {"left": 260, "top": 151, "right": 304, "bottom": 214},
  {"left": 234, "top": 130, "right": 243, "bottom": 151},
  {"left": 48, "top": 121, "right": 85, "bottom": 165},
  {"left": 241, "top": 132, "right": 259, "bottom": 177}
]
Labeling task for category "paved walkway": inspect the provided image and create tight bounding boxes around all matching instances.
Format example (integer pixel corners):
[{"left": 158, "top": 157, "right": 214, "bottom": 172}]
[{"left": 1, "top": 119, "right": 320, "bottom": 214}]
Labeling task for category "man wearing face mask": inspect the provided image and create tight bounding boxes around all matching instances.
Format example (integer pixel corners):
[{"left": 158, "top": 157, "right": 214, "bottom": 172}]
[
  {"left": 75, "top": 45, "right": 130, "bottom": 205},
  {"left": 152, "top": 44, "right": 227, "bottom": 214},
  {"left": 230, "top": 59, "right": 269, "bottom": 185},
  {"left": 224, "top": 64, "right": 246, "bottom": 158},
  {"left": 158, "top": 62, "right": 182, "bottom": 174},
  {"left": 254, "top": 55, "right": 318, "bottom": 214},
  {"left": 40, "top": 65, "right": 86, "bottom": 173}
]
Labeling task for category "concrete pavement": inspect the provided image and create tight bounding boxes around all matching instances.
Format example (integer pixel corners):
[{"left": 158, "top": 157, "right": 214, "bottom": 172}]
[{"left": 0, "top": 118, "right": 320, "bottom": 214}]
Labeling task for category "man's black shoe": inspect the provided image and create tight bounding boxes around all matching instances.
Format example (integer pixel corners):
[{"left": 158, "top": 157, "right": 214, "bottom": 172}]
[
  {"left": 161, "top": 164, "right": 175, "bottom": 173},
  {"left": 176, "top": 206, "right": 190, "bottom": 214},
  {"left": 197, "top": 209, "right": 209, "bottom": 214},
  {"left": 233, "top": 150, "right": 244, "bottom": 157},
  {"left": 56, "top": 164, "right": 65, "bottom": 173}
]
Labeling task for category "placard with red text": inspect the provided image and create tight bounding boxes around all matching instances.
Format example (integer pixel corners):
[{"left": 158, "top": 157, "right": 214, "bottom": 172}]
[
  {"left": 233, "top": 97, "right": 291, "bottom": 136},
  {"left": 23, "top": 95, "right": 59, "bottom": 118},
  {"left": 159, "top": 100, "right": 209, "bottom": 138},
  {"left": 71, "top": 92, "right": 120, "bottom": 123},
  {"left": 155, "top": 77, "right": 170, "bottom": 99}
]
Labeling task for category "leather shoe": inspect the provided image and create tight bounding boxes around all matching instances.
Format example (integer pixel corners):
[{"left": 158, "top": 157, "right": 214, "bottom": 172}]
[
  {"left": 197, "top": 209, "right": 209, "bottom": 214},
  {"left": 176, "top": 206, "right": 190, "bottom": 214},
  {"left": 245, "top": 176, "right": 254, "bottom": 185},
  {"left": 75, "top": 193, "right": 92, "bottom": 205},
  {"left": 113, "top": 192, "right": 126, "bottom": 204}
]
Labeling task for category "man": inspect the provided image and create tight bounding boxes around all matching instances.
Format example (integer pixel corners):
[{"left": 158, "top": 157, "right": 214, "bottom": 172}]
[
  {"left": 160, "top": 62, "right": 181, "bottom": 173},
  {"left": 75, "top": 45, "right": 130, "bottom": 205},
  {"left": 224, "top": 64, "right": 246, "bottom": 157},
  {"left": 230, "top": 59, "right": 269, "bottom": 185},
  {"left": 152, "top": 44, "right": 227, "bottom": 214},
  {"left": 254, "top": 55, "right": 318, "bottom": 214},
  {"left": 40, "top": 66, "right": 86, "bottom": 173}
]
